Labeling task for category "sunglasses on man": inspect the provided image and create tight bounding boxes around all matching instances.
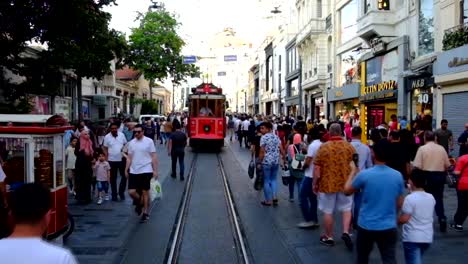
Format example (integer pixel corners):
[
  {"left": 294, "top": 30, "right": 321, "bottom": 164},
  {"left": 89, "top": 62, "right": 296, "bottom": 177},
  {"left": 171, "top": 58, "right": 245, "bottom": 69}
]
[{"left": 134, "top": 130, "right": 143, "bottom": 134}]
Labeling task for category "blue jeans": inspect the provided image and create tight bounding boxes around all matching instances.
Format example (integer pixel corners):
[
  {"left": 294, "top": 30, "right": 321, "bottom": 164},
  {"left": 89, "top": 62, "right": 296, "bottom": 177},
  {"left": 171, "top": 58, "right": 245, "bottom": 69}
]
[
  {"left": 288, "top": 176, "right": 302, "bottom": 200},
  {"left": 171, "top": 149, "right": 185, "bottom": 178},
  {"left": 262, "top": 163, "right": 279, "bottom": 201},
  {"left": 403, "top": 242, "right": 430, "bottom": 264},
  {"left": 299, "top": 177, "right": 318, "bottom": 222}
]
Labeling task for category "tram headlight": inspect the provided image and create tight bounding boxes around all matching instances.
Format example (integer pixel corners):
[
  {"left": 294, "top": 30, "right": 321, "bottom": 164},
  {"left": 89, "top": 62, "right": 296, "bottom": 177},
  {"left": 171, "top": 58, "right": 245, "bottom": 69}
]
[{"left": 203, "top": 125, "right": 211, "bottom": 132}]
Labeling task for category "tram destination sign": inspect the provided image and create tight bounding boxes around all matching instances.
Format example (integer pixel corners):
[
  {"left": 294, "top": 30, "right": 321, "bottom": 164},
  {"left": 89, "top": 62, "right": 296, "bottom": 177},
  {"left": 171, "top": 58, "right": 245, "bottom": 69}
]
[{"left": 360, "top": 80, "right": 397, "bottom": 102}]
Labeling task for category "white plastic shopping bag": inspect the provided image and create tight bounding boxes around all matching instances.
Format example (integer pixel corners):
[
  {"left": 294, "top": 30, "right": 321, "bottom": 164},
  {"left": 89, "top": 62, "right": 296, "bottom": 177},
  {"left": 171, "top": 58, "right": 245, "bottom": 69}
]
[{"left": 150, "top": 178, "right": 163, "bottom": 201}]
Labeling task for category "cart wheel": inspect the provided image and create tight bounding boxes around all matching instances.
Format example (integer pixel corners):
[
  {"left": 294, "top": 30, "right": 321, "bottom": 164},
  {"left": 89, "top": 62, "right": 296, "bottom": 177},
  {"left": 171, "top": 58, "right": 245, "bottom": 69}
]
[{"left": 63, "top": 213, "right": 75, "bottom": 240}]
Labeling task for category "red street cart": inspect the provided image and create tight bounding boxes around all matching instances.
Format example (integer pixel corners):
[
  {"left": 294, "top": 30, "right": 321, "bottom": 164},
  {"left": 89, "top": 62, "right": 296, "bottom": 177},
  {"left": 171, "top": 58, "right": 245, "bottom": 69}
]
[{"left": 0, "top": 114, "right": 74, "bottom": 242}]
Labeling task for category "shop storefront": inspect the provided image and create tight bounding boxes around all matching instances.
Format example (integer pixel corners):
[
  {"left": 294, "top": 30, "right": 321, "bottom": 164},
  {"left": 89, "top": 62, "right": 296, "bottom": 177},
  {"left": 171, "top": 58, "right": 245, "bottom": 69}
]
[
  {"left": 434, "top": 44, "right": 468, "bottom": 156},
  {"left": 327, "top": 83, "right": 360, "bottom": 123},
  {"left": 360, "top": 49, "right": 400, "bottom": 140},
  {"left": 406, "top": 75, "right": 434, "bottom": 122}
]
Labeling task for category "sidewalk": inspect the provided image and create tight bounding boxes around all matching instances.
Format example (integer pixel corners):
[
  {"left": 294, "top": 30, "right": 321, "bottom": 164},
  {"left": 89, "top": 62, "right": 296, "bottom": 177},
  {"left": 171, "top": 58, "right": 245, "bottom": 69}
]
[
  {"left": 65, "top": 142, "right": 172, "bottom": 264},
  {"left": 226, "top": 138, "right": 468, "bottom": 263}
]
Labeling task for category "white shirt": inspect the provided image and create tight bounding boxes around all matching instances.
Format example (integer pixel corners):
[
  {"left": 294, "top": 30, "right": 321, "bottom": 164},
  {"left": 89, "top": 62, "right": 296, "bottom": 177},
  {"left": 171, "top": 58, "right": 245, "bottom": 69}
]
[
  {"left": 0, "top": 237, "right": 77, "bottom": 264},
  {"left": 234, "top": 119, "right": 241, "bottom": 132},
  {"left": 304, "top": 139, "right": 322, "bottom": 178},
  {"left": 320, "top": 119, "right": 328, "bottom": 127},
  {"left": 128, "top": 136, "right": 156, "bottom": 174},
  {"left": 242, "top": 120, "right": 250, "bottom": 131},
  {"left": 0, "top": 163, "right": 6, "bottom": 182},
  {"left": 402, "top": 191, "right": 436, "bottom": 243},
  {"left": 65, "top": 146, "right": 76, "bottom": 169},
  {"left": 103, "top": 132, "right": 127, "bottom": 162}
]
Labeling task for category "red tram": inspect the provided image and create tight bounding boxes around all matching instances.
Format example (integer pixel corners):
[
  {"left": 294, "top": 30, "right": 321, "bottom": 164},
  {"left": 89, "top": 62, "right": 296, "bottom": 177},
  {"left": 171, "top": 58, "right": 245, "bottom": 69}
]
[{"left": 187, "top": 83, "right": 226, "bottom": 150}]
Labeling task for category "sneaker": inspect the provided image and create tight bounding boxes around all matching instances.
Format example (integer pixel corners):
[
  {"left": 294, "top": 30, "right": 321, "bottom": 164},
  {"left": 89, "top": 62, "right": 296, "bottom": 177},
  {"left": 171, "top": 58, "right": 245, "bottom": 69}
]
[
  {"left": 104, "top": 195, "right": 110, "bottom": 201},
  {"left": 440, "top": 218, "right": 447, "bottom": 233},
  {"left": 297, "top": 221, "right": 320, "bottom": 229},
  {"left": 319, "top": 235, "right": 335, "bottom": 246},
  {"left": 341, "top": 233, "right": 354, "bottom": 250},
  {"left": 140, "top": 213, "right": 149, "bottom": 223},
  {"left": 97, "top": 198, "right": 103, "bottom": 205},
  {"left": 449, "top": 223, "right": 463, "bottom": 232}
]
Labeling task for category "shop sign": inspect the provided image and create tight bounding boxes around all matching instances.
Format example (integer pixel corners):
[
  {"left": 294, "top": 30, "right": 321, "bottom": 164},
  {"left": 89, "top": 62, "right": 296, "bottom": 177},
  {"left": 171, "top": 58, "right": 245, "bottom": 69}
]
[
  {"left": 448, "top": 57, "right": 468, "bottom": 68},
  {"left": 360, "top": 80, "right": 397, "bottom": 102},
  {"left": 434, "top": 44, "right": 468, "bottom": 75},
  {"left": 327, "top": 83, "right": 360, "bottom": 102},
  {"left": 407, "top": 76, "right": 434, "bottom": 91}
]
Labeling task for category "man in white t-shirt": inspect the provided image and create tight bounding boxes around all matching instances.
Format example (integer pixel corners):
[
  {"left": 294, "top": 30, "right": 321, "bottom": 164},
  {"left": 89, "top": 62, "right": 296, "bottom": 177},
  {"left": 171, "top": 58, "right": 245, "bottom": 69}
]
[
  {"left": 0, "top": 183, "right": 77, "bottom": 264},
  {"left": 297, "top": 127, "right": 322, "bottom": 228},
  {"left": 103, "top": 122, "right": 128, "bottom": 201},
  {"left": 125, "top": 124, "right": 158, "bottom": 223}
]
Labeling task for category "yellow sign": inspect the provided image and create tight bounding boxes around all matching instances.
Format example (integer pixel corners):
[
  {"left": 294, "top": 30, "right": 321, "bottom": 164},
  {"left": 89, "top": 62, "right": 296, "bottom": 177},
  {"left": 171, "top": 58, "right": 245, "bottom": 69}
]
[{"left": 362, "top": 80, "right": 397, "bottom": 95}]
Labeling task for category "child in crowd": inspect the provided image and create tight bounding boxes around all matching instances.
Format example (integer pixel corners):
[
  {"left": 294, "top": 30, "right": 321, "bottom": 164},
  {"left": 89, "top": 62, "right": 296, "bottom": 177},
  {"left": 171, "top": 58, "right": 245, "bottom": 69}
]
[
  {"left": 94, "top": 152, "right": 110, "bottom": 205},
  {"left": 65, "top": 138, "right": 77, "bottom": 195},
  {"left": 399, "top": 169, "right": 435, "bottom": 264}
]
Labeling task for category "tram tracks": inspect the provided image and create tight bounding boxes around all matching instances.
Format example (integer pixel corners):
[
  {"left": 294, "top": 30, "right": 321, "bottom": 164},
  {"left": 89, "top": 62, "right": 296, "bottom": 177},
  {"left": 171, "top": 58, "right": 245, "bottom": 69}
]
[{"left": 164, "top": 153, "right": 250, "bottom": 264}]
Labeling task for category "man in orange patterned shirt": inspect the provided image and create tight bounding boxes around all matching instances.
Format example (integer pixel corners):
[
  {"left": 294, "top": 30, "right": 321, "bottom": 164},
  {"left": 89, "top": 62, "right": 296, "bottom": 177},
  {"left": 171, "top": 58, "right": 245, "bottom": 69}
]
[{"left": 313, "top": 123, "right": 356, "bottom": 249}]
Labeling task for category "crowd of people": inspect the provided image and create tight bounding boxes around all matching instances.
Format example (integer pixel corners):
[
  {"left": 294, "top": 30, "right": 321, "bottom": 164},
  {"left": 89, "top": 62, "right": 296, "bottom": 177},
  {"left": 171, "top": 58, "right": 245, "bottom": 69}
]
[
  {"left": 229, "top": 112, "right": 468, "bottom": 264},
  {"left": 1, "top": 110, "right": 468, "bottom": 263}
]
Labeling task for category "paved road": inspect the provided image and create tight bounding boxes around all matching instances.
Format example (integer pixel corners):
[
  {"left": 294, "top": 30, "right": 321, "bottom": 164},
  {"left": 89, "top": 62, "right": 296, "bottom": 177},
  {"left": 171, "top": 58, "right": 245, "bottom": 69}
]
[
  {"left": 66, "top": 141, "right": 173, "bottom": 264},
  {"left": 66, "top": 138, "right": 468, "bottom": 264}
]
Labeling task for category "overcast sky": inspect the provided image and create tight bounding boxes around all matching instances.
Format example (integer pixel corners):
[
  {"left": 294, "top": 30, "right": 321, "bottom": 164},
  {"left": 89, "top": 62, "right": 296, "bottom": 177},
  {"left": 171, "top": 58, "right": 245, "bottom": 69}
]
[{"left": 104, "top": 0, "right": 280, "bottom": 54}]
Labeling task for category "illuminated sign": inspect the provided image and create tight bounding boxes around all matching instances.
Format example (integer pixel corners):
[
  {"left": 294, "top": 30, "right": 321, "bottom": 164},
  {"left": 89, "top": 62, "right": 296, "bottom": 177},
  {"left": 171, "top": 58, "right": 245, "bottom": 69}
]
[{"left": 360, "top": 80, "right": 397, "bottom": 102}]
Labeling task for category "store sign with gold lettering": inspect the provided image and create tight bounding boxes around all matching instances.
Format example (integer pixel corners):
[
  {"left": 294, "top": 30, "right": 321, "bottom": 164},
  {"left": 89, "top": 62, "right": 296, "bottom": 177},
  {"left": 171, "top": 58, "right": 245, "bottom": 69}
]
[
  {"left": 360, "top": 80, "right": 397, "bottom": 102},
  {"left": 335, "top": 90, "right": 344, "bottom": 97},
  {"left": 448, "top": 57, "right": 468, "bottom": 68}
]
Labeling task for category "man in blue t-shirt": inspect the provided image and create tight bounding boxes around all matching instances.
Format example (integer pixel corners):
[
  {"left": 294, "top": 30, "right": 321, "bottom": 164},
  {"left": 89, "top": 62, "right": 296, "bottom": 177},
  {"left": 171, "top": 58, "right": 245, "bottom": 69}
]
[{"left": 344, "top": 139, "right": 404, "bottom": 264}]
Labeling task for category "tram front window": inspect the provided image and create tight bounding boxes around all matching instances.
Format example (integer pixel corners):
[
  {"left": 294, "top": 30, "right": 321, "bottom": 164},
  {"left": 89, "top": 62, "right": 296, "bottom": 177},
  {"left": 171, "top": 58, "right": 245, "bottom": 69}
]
[
  {"left": 192, "top": 99, "right": 223, "bottom": 117},
  {"left": 199, "top": 106, "right": 213, "bottom": 117}
]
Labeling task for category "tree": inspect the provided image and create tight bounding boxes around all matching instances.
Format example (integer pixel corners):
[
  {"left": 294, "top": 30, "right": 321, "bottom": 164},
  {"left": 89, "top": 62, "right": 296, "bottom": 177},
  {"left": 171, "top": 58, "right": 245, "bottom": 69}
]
[
  {"left": 128, "top": 10, "right": 198, "bottom": 103},
  {"left": 0, "top": 0, "right": 128, "bottom": 116},
  {"left": 42, "top": 0, "right": 128, "bottom": 118}
]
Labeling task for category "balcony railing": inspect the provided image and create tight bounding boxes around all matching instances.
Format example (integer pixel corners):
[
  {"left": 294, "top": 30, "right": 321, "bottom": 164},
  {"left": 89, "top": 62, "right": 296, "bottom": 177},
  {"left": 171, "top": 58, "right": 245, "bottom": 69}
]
[{"left": 443, "top": 22, "right": 468, "bottom": 51}]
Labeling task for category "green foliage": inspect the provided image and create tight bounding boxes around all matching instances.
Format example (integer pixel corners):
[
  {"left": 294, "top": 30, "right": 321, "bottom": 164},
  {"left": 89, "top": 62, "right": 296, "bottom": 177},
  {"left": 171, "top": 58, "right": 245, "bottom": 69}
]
[
  {"left": 443, "top": 25, "right": 468, "bottom": 51},
  {"left": 0, "top": 0, "right": 128, "bottom": 114},
  {"left": 128, "top": 10, "right": 198, "bottom": 85},
  {"left": 140, "top": 100, "right": 159, "bottom": 114}
]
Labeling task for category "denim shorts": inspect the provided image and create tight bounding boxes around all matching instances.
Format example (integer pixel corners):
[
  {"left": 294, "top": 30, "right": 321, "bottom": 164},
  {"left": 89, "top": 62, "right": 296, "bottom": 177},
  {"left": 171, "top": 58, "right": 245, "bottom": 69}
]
[{"left": 97, "top": 181, "right": 109, "bottom": 192}]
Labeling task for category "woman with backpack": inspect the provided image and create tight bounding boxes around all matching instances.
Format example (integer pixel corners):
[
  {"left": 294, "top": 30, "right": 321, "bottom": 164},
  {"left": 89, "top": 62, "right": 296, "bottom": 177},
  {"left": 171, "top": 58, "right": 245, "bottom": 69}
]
[{"left": 287, "top": 133, "right": 307, "bottom": 202}]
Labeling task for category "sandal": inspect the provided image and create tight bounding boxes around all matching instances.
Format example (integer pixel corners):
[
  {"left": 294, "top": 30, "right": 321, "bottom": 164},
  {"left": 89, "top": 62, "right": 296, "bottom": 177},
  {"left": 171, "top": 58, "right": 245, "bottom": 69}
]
[{"left": 261, "top": 201, "right": 272, "bottom": 206}]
